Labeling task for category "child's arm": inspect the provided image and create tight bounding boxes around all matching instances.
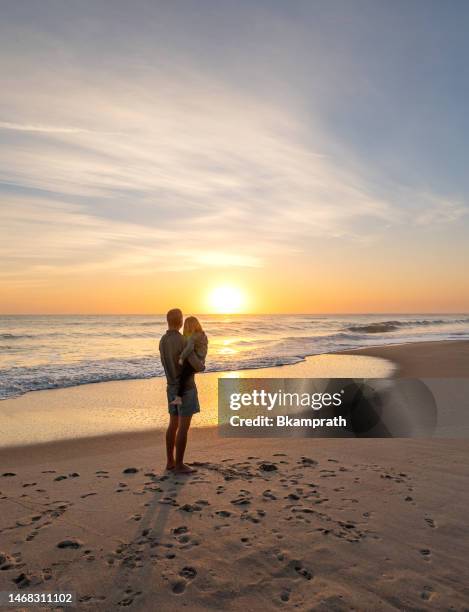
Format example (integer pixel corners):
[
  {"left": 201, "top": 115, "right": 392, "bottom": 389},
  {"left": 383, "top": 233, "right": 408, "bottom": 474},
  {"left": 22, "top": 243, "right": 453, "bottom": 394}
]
[{"left": 179, "top": 336, "right": 196, "bottom": 364}]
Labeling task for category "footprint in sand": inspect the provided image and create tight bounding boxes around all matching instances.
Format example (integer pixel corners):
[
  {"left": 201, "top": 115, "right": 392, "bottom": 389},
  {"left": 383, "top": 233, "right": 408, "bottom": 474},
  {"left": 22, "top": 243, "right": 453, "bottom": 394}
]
[
  {"left": 319, "top": 470, "right": 336, "bottom": 478},
  {"left": 170, "top": 568, "right": 197, "bottom": 595},
  {"left": 288, "top": 559, "right": 313, "bottom": 580},
  {"left": 0, "top": 551, "right": 19, "bottom": 571},
  {"left": 144, "top": 484, "right": 163, "bottom": 493},
  {"left": 258, "top": 462, "right": 278, "bottom": 472},
  {"left": 231, "top": 497, "right": 251, "bottom": 506},
  {"left": 280, "top": 587, "right": 291, "bottom": 602},
  {"left": 171, "top": 579, "right": 186, "bottom": 594},
  {"left": 13, "top": 572, "right": 42, "bottom": 589},
  {"left": 420, "top": 548, "right": 431, "bottom": 560},
  {"left": 179, "top": 566, "right": 197, "bottom": 580},
  {"left": 57, "top": 538, "right": 83, "bottom": 549},
  {"left": 175, "top": 534, "right": 190, "bottom": 544},
  {"left": 216, "top": 510, "right": 232, "bottom": 518},
  {"left": 241, "top": 510, "right": 265, "bottom": 523},
  {"left": 117, "top": 588, "right": 142, "bottom": 607},
  {"left": 179, "top": 503, "right": 202, "bottom": 512},
  {"left": 299, "top": 457, "right": 318, "bottom": 467},
  {"left": 25, "top": 530, "right": 39, "bottom": 542},
  {"left": 421, "top": 585, "right": 435, "bottom": 601},
  {"left": 179, "top": 536, "right": 199, "bottom": 549},
  {"left": 79, "top": 594, "right": 107, "bottom": 604}
]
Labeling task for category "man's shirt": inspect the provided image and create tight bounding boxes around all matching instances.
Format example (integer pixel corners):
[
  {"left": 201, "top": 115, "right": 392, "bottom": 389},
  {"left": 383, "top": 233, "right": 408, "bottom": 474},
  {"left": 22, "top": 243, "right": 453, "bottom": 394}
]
[{"left": 159, "top": 329, "right": 205, "bottom": 392}]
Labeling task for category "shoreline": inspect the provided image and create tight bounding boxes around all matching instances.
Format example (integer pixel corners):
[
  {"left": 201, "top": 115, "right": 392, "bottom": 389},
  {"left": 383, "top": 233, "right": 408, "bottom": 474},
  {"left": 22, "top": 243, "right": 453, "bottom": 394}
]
[{"left": 0, "top": 339, "right": 468, "bottom": 454}]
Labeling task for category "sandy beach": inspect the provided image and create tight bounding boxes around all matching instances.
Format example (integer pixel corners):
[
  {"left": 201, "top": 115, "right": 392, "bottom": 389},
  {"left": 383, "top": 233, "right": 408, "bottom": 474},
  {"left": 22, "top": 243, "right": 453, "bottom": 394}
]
[{"left": 1, "top": 341, "right": 468, "bottom": 610}]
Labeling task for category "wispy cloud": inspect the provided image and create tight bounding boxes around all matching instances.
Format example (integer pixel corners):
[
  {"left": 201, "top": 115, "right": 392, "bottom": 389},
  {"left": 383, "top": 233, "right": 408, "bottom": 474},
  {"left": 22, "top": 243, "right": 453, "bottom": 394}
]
[
  {"left": 413, "top": 193, "right": 468, "bottom": 226},
  {"left": 0, "top": 121, "right": 95, "bottom": 134}
]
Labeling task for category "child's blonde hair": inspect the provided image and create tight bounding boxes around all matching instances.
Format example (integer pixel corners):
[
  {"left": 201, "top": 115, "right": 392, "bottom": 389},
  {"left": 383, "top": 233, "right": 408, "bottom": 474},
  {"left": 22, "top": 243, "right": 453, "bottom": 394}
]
[{"left": 183, "top": 316, "right": 203, "bottom": 336}]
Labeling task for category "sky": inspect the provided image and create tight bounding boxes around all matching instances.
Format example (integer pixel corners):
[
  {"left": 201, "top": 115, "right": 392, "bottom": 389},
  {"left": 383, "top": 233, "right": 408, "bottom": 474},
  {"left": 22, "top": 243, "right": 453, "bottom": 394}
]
[{"left": 1, "top": 0, "right": 468, "bottom": 314}]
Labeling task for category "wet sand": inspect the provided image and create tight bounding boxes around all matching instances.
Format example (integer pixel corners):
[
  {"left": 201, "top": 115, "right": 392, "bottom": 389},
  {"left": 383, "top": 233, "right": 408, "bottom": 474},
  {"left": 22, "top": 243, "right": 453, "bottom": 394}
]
[
  {"left": 0, "top": 353, "right": 394, "bottom": 447},
  {"left": 344, "top": 339, "right": 469, "bottom": 377}
]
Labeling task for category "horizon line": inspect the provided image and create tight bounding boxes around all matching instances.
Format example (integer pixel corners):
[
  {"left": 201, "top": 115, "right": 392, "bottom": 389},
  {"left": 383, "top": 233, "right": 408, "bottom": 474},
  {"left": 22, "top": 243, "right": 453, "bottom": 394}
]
[{"left": 0, "top": 312, "right": 468, "bottom": 317}]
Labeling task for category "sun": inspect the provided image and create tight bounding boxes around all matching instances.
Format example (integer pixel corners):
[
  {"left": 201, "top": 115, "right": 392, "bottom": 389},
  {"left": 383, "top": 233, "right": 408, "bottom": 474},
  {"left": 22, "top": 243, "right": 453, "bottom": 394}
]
[{"left": 208, "top": 286, "right": 245, "bottom": 314}]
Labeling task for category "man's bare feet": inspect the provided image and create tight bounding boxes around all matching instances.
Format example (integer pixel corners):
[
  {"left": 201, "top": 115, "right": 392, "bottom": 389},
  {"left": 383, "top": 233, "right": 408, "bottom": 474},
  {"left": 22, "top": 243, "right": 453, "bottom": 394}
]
[
  {"left": 165, "top": 463, "right": 175, "bottom": 471},
  {"left": 174, "top": 463, "right": 197, "bottom": 474}
]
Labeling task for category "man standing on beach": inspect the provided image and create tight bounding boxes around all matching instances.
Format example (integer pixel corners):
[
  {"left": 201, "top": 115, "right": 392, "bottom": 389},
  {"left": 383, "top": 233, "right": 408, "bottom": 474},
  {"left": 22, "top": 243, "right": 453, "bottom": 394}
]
[{"left": 159, "top": 308, "right": 205, "bottom": 474}]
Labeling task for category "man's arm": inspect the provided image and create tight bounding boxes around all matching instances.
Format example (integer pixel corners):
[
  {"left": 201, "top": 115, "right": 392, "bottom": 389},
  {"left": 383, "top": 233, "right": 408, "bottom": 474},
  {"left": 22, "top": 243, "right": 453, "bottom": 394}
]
[{"left": 158, "top": 337, "right": 166, "bottom": 370}]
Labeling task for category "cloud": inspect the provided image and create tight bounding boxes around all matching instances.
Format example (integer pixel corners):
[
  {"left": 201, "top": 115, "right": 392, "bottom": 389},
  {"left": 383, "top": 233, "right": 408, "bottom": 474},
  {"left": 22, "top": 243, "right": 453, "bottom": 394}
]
[
  {"left": 0, "top": 194, "right": 267, "bottom": 283},
  {"left": 413, "top": 193, "right": 468, "bottom": 226},
  {"left": 0, "top": 48, "right": 466, "bottom": 285}
]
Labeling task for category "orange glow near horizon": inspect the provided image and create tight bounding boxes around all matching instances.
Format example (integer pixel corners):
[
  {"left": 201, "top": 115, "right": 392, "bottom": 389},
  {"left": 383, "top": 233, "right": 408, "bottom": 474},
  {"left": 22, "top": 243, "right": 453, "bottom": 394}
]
[{"left": 1, "top": 265, "right": 469, "bottom": 315}]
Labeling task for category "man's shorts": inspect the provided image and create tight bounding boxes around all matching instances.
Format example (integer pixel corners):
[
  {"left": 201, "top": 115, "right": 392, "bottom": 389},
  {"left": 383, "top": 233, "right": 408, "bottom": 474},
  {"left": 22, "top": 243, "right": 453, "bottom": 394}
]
[{"left": 167, "top": 386, "right": 200, "bottom": 417}]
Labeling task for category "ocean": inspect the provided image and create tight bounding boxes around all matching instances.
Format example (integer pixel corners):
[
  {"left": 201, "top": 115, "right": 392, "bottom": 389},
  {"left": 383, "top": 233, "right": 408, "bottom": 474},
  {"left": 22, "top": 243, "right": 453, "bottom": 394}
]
[{"left": 1, "top": 314, "right": 468, "bottom": 400}]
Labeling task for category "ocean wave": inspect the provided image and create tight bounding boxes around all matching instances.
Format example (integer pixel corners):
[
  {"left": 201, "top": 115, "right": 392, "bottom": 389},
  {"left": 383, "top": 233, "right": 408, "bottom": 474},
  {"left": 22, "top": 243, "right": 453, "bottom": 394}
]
[
  {"left": 0, "top": 357, "right": 165, "bottom": 400},
  {"left": 0, "top": 353, "right": 306, "bottom": 400},
  {"left": 344, "top": 318, "right": 469, "bottom": 334},
  {"left": 0, "top": 330, "right": 161, "bottom": 341},
  {"left": 0, "top": 333, "right": 35, "bottom": 340}
]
